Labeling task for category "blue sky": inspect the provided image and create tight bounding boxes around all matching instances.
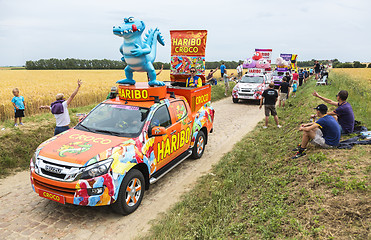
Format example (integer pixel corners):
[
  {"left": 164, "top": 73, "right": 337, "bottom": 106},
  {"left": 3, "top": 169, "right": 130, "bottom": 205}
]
[{"left": 0, "top": 0, "right": 370, "bottom": 66}]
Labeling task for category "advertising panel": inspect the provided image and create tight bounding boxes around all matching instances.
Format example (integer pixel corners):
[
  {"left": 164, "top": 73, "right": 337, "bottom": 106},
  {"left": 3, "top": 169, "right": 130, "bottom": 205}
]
[
  {"left": 170, "top": 30, "right": 207, "bottom": 82},
  {"left": 255, "top": 49, "right": 273, "bottom": 64}
]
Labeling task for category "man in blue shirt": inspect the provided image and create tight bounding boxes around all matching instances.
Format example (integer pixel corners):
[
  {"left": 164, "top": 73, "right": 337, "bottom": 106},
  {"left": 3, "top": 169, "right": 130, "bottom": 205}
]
[
  {"left": 292, "top": 104, "right": 341, "bottom": 159},
  {"left": 312, "top": 90, "right": 354, "bottom": 134},
  {"left": 220, "top": 62, "right": 226, "bottom": 77}
]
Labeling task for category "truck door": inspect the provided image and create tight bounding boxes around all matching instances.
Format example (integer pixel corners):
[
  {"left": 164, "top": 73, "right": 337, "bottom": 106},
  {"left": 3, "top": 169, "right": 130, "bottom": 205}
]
[{"left": 168, "top": 99, "right": 192, "bottom": 153}]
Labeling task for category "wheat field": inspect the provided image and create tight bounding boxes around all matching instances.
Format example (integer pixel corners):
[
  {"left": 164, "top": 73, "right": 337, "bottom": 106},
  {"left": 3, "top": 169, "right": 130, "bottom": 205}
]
[
  {"left": 330, "top": 68, "right": 371, "bottom": 88},
  {"left": 0, "top": 69, "right": 235, "bottom": 121}
]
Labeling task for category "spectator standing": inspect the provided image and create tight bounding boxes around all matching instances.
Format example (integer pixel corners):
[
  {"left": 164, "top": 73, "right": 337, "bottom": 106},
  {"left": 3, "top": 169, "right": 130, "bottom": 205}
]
[
  {"left": 309, "top": 68, "right": 313, "bottom": 75},
  {"left": 312, "top": 90, "right": 355, "bottom": 134},
  {"left": 285, "top": 71, "right": 292, "bottom": 85},
  {"left": 11, "top": 88, "right": 25, "bottom": 127},
  {"left": 292, "top": 81, "right": 298, "bottom": 97},
  {"left": 220, "top": 62, "right": 226, "bottom": 78},
  {"left": 314, "top": 61, "right": 321, "bottom": 80},
  {"left": 40, "top": 80, "right": 82, "bottom": 135},
  {"left": 292, "top": 70, "right": 299, "bottom": 85},
  {"left": 305, "top": 68, "right": 309, "bottom": 81},
  {"left": 291, "top": 104, "right": 341, "bottom": 159},
  {"left": 222, "top": 69, "right": 230, "bottom": 96},
  {"left": 298, "top": 69, "right": 304, "bottom": 86},
  {"left": 259, "top": 82, "right": 281, "bottom": 129},
  {"left": 206, "top": 67, "right": 218, "bottom": 85},
  {"left": 236, "top": 63, "right": 243, "bottom": 80},
  {"left": 278, "top": 76, "right": 290, "bottom": 108}
]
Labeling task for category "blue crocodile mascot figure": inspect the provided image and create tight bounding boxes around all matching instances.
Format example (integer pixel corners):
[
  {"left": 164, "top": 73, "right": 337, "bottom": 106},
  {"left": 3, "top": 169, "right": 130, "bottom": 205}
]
[{"left": 113, "top": 17, "right": 165, "bottom": 86}]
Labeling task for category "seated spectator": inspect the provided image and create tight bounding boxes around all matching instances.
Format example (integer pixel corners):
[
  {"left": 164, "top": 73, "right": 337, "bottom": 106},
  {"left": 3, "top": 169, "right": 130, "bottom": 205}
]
[
  {"left": 292, "top": 104, "right": 341, "bottom": 159},
  {"left": 186, "top": 67, "right": 202, "bottom": 88},
  {"left": 312, "top": 90, "right": 355, "bottom": 134},
  {"left": 206, "top": 67, "right": 218, "bottom": 85}
]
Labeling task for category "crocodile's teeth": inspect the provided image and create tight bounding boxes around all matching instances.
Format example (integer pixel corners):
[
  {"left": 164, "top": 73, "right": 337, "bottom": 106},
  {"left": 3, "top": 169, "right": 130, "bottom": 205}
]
[
  {"left": 124, "top": 30, "right": 128, "bottom": 33},
  {"left": 129, "top": 29, "right": 133, "bottom": 33}
]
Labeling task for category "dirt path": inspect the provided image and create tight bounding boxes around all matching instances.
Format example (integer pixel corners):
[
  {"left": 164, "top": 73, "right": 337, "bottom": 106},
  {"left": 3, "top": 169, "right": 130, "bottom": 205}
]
[{"left": 0, "top": 98, "right": 264, "bottom": 240}]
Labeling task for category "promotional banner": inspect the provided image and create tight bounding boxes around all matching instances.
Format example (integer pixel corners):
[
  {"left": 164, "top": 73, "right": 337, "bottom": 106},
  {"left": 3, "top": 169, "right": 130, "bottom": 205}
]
[
  {"left": 280, "top": 53, "right": 292, "bottom": 62},
  {"left": 170, "top": 30, "right": 208, "bottom": 82},
  {"left": 255, "top": 49, "right": 272, "bottom": 64}
]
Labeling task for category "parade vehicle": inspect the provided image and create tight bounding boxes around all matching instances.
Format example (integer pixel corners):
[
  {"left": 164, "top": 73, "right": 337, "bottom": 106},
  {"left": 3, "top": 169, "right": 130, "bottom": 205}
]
[
  {"left": 232, "top": 68, "right": 270, "bottom": 103},
  {"left": 30, "top": 82, "right": 214, "bottom": 215},
  {"left": 272, "top": 67, "right": 290, "bottom": 89}
]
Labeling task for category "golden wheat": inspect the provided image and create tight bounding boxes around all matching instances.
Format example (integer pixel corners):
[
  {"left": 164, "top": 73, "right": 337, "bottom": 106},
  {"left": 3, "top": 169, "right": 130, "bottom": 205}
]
[
  {"left": 331, "top": 68, "right": 371, "bottom": 88},
  {"left": 0, "top": 69, "right": 236, "bottom": 121}
]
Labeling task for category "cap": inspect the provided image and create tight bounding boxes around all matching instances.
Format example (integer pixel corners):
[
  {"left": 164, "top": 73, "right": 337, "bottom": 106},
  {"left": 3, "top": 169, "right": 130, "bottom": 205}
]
[{"left": 313, "top": 104, "right": 327, "bottom": 111}]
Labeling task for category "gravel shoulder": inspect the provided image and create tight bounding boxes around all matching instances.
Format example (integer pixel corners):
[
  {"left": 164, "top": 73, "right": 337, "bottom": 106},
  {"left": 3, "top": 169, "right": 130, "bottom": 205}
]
[{"left": 0, "top": 98, "right": 264, "bottom": 240}]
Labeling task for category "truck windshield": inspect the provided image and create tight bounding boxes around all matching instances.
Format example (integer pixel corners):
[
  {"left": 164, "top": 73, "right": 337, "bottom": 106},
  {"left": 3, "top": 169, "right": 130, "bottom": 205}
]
[
  {"left": 75, "top": 103, "right": 149, "bottom": 138},
  {"left": 240, "top": 76, "right": 264, "bottom": 84}
]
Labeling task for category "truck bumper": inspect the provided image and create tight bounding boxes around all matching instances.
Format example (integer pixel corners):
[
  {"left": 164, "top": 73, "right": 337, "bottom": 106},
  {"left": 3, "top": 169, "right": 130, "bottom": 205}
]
[{"left": 30, "top": 170, "right": 115, "bottom": 206}]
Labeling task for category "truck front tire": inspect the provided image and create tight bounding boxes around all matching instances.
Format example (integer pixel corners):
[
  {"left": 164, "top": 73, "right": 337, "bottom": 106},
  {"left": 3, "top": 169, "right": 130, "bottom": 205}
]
[
  {"left": 111, "top": 169, "right": 145, "bottom": 215},
  {"left": 232, "top": 98, "right": 239, "bottom": 103},
  {"left": 192, "top": 131, "right": 206, "bottom": 159}
]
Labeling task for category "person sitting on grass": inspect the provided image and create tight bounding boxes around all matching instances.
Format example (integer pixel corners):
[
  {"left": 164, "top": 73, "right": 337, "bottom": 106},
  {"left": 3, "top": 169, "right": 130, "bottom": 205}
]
[
  {"left": 312, "top": 90, "right": 355, "bottom": 134},
  {"left": 206, "top": 67, "right": 218, "bottom": 85},
  {"left": 186, "top": 67, "right": 202, "bottom": 88},
  {"left": 292, "top": 104, "right": 341, "bottom": 159}
]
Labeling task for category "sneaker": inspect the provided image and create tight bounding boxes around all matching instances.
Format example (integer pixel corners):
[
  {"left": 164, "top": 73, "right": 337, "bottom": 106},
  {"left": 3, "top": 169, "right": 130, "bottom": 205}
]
[
  {"left": 291, "top": 149, "right": 307, "bottom": 159},
  {"left": 292, "top": 144, "right": 301, "bottom": 151},
  {"left": 263, "top": 126, "right": 268, "bottom": 129},
  {"left": 14, "top": 123, "right": 18, "bottom": 127},
  {"left": 19, "top": 123, "right": 24, "bottom": 126},
  {"left": 277, "top": 125, "right": 282, "bottom": 128}
]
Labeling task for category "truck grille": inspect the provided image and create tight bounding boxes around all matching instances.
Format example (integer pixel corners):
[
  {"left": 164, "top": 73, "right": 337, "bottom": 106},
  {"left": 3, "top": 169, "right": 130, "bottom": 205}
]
[{"left": 35, "top": 156, "right": 82, "bottom": 182}]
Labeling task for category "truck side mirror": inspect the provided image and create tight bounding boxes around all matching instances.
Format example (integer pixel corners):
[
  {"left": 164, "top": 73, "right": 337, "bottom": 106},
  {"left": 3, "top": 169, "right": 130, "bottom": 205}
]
[{"left": 151, "top": 126, "right": 166, "bottom": 136}]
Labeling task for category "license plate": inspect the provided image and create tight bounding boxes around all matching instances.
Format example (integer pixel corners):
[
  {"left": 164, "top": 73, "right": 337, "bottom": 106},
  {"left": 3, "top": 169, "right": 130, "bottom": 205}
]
[
  {"left": 239, "top": 95, "right": 252, "bottom": 99},
  {"left": 39, "top": 189, "right": 65, "bottom": 204}
]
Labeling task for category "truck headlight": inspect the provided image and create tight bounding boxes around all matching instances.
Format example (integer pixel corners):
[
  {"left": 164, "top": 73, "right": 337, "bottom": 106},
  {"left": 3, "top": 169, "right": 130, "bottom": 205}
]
[{"left": 80, "top": 158, "right": 113, "bottom": 179}]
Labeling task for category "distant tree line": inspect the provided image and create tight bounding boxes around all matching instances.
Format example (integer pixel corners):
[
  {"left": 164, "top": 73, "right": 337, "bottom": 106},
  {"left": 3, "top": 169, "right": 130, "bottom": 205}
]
[
  {"left": 333, "top": 61, "right": 369, "bottom": 68},
  {"left": 25, "top": 58, "right": 369, "bottom": 70},
  {"left": 297, "top": 59, "right": 370, "bottom": 68},
  {"left": 25, "top": 58, "right": 243, "bottom": 70}
]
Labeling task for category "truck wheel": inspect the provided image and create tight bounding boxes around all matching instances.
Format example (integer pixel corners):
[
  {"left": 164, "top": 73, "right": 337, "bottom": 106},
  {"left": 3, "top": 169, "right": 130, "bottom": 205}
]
[
  {"left": 232, "top": 98, "right": 239, "bottom": 103},
  {"left": 111, "top": 169, "right": 145, "bottom": 215},
  {"left": 192, "top": 131, "right": 206, "bottom": 159}
]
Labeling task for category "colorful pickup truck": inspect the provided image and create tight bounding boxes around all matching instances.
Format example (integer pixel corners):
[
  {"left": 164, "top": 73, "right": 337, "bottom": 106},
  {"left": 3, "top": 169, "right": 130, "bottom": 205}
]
[{"left": 30, "top": 83, "right": 214, "bottom": 215}]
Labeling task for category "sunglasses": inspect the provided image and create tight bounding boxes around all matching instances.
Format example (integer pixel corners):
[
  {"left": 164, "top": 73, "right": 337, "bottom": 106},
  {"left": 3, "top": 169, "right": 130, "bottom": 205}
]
[{"left": 190, "top": 70, "right": 196, "bottom": 73}]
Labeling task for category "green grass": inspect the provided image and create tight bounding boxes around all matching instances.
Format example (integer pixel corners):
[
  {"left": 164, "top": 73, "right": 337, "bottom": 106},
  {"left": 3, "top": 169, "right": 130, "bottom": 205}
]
[
  {"left": 0, "top": 103, "right": 98, "bottom": 177},
  {"left": 141, "top": 74, "right": 370, "bottom": 239}
]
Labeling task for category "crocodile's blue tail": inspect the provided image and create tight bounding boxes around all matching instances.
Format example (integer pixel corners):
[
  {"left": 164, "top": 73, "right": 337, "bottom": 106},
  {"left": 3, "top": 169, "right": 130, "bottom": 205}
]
[{"left": 145, "top": 28, "right": 165, "bottom": 63}]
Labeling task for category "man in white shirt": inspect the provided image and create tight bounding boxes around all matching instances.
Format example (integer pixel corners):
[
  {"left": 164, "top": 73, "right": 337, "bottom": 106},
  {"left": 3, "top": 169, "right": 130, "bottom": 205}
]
[
  {"left": 236, "top": 63, "right": 243, "bottom": 79},
  {"left": 40, "top": 80, "right": 82, "bottom": 135}
]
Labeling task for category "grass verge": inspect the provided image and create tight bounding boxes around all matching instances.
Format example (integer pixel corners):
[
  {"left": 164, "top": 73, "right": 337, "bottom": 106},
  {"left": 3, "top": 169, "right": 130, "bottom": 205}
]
[{"left": 140, "top": 74, "right": 370, "bottom": 239}]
